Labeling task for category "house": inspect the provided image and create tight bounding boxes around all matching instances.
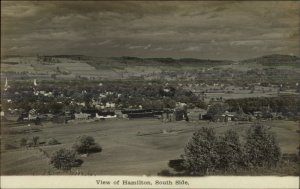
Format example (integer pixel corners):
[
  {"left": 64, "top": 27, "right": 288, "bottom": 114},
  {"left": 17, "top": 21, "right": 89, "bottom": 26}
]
[
  {"left": 115, "top": 110, "right": 124, "bottom": 118},
  {"left": 121, "top": 109, "right": 157, "bottom": 119},
  {"left": 96, "top": 113, "right": 117, "bottom": 119},
  {"left": 162, "top": 109, "right": 175, "bottom": 122},
  {"left": 105, "top": 102, "right": 116, "bottom": 109},
  {"left": 187, "top": 108, "right": 207, "bottom": 121},
  {"left": 176, "top": 102, "right": 187, "bottom": 109},
  {"left": 74, "top": 112, "right": 91, "bottom": 120},
  {"left": 221, "top": 111, "right": 235, "bottom": 122},
  {"left": 127, "top": 112, "right": 155, "bottom": 119},
  {"left": 95, "top": 110, "right": 116, "bottom": 119},
  {"left": 24, "top": 109, "right": 38, "bottom": 121},
  {"left": 253, "top": 111, "right": 263, "bottom": 118},
  {"left": 203, "top": 111, "right": 235, "bottom": 122}
]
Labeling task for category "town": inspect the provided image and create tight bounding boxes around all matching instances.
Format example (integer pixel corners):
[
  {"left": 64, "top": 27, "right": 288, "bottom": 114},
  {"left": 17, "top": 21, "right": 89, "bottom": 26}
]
[
  {"left": 2, "top": 75, "right": 299, "bottom": 125},
  {"left": 1, "top": 54, "right": 299, "bottom": 176}
]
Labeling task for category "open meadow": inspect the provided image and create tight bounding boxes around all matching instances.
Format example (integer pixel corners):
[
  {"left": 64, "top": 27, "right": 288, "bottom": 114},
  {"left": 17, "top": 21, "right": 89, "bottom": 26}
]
[{"left": 1, "top": 119, "right": 299, "bottom": 175}]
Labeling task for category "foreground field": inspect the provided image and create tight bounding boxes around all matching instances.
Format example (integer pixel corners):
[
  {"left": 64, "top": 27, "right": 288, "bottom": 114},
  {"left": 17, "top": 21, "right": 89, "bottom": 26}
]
[{"left": 1, "top": 119, "right": 299, "bottom": 175}]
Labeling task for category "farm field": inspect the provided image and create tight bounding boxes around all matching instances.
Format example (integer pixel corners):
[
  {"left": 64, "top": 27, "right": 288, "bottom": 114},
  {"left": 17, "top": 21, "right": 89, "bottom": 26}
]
[{"left": 1, "top": 119, "right": 299, "bottom": 175}]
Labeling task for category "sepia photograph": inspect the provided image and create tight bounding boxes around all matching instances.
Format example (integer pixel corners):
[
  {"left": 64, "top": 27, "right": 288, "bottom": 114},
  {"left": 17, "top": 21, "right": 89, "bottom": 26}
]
[{"left": 1, "top": 0, "right": 299, "bottom": 188}]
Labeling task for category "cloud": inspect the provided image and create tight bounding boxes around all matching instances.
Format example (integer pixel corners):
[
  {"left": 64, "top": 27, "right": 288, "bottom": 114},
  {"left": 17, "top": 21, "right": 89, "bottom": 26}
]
[
  {"left": 96, "top": 40, "right": 112, "bottom": 46},
  {"left": 184, "top": 46, "right": 202, "bottom": 52},
  {"left": 1, "top": 1, "right": 299, "bottom": 59},
  {"left": 2, "top": 3, "right": 39, "bottom": 18},
  {"left": 127, "top": 44, "right": 152, "bottom": 50},
  {"left": 230, "top": 40, "right": 264, "bottom": 46}
]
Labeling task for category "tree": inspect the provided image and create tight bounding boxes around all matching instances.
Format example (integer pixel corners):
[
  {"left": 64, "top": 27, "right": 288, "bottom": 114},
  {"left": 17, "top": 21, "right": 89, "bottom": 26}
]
[
  {"left": 50, "top": 148, "right": 77, "bottom": 171},
  {"left": 73, "top": 135, "right": 102, "bottom": 154},
  {"left": 206, "top": 103, "right": 229, "bottom": 121},
  {"left": 244, "top": 123, "right": 281, "bottom": 167},
  {"left": 215, "top": 130, "right": 244, "bottom": 172},
  {"left": 47, "top": 138, "right": 60, "bottom": 145},
  {"left": 181, "top": 127, "right": 219, "bottom": 175},
  {"left": 163, "top": 98, "right": 176, "bottom": 109}
]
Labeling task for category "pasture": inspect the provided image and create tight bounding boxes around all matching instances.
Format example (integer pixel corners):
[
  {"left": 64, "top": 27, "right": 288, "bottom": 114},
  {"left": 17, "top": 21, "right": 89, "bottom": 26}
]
[{"left": 1, "top": 119, "right": 299, "bottom": 175}]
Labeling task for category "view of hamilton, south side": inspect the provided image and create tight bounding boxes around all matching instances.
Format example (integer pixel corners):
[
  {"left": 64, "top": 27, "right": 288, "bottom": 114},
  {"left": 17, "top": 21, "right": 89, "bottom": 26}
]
[{"left": 1, "top": 1, "right": 299, "bottom": 179}]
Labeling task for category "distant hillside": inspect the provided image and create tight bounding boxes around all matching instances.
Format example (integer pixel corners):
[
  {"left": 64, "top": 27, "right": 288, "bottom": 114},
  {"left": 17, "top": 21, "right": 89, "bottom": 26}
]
[
  {"left": 83, "top": 56, "right": 234, "bottom": 70},
  {"left": 241, "top": 54, "right": 300, "bottom": 65},
  {"left": 32, "top": 55, "right": 232, "bottom": 70},
  {"left": 2, "top": 54, "right": 300, "bottom": 81},
  {"left": 3, "top": 54, "right": 299, "bottom": 69},
  {"left": 117, "top": 56, "right": 233, "bottom": 65}
]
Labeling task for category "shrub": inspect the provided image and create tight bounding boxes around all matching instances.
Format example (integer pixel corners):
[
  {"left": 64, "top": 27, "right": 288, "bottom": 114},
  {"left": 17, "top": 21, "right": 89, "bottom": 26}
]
[
  {"left": 158, "top": 169, "right": 172, "bottom": 176},
  {"left": 73, "top": 135, "right": 102, "bottom": 154},
  {"left": 181, "top": 127, "right": 219, "bottom": 175},
  {"left": 50, "top": 148, "right": 77, "bottom": 171},
  {"left": 20, "top": 138, "right": 27, "bottom": 147},
  {"left": 26, "top": 139, "right": 34, "bottom": 147},
  {"left": 244, "top": 123, "right": 281, "bottom": 167},
  {"left": 47, "top": 138, "right": 60, "bottom": 145},
  {"left": 168, "top": 159, "right": 185, "bottom": 172},
  {"left": 32, "top": 136, "right": 40, "bottom": 146}
]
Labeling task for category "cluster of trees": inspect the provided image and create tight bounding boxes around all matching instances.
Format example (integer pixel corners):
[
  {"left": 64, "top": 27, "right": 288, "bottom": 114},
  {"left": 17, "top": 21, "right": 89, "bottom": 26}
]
[
  {"left": 19, "top": 136, "right": 61, "bottom": 148},
  {"left": 181, "top": 124, "right": 281, "bottom": 175},
  {"left": 20, "top": 136, "right": 40, "bottom": 148},
  {"left": 50, "top": 135, "right": 101, "bottom": 171}
]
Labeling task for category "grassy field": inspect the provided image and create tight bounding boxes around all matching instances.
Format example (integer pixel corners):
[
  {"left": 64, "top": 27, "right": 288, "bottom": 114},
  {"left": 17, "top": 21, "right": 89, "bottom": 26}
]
[{"left": 1, "top": 119, "right": 299, "bottom": 175}]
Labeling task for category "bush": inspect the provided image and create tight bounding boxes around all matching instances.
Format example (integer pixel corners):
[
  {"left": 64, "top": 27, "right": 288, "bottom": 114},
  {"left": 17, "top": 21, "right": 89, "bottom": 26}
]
[
  {"left": 181, "top": 127, "right": 219, "bottom": 175},
  {"left": 32, "top": 136, "right": 40, "bottom": 146},
  {"left": 26, "top": 139, "right": 34, "bottom": 147},
  {"left": 244, "top": 123, "right": 281, "bottom": 167},
  {"left": 158, "top": 169, "right": 172, "bottom": 176},
  {"left": 47, "top": 138, "right": 60, "bottom": 145},
  {"left": 73, "top": 135, "right": 102, "bottom": 154},
  {"left": 50, "top": 148, "right": 78, "bottom": 171},
  {"left": 20, "top": 138, "right": 27, "bottom": 147}
]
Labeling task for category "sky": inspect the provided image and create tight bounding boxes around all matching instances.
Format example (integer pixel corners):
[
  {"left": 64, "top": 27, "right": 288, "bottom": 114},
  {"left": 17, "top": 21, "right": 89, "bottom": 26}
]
[{"left": 1, "top": 1, "right": 299, "bottom": 60}]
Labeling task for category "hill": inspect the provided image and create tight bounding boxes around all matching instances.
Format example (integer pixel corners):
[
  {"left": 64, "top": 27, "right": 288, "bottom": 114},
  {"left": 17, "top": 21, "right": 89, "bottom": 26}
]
[
  {"left": 241, "top": 54, "right": 300, "bottom": 66},
  {"left": 1, "top": 54, "right": 299, "bottom": 81}
]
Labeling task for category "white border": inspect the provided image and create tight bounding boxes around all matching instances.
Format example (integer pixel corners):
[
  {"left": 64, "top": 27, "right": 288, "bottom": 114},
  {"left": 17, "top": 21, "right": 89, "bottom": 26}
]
[{"left": 1, "top": 176, "right": 299, "bottom": 189}]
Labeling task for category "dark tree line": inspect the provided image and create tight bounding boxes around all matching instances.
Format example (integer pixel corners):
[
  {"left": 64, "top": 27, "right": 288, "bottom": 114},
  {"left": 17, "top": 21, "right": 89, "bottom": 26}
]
[{"left": 226, "top": 95, "right": 300, "bottom": 115}]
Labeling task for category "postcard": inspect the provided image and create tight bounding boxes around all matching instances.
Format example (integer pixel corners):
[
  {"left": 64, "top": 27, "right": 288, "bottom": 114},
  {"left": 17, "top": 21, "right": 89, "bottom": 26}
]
[{"left": 1, "top": 1, "right": 299, "bottom": 188}]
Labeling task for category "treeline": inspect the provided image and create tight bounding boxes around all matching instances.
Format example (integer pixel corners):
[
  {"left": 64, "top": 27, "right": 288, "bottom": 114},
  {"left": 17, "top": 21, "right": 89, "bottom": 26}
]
[
  {"left": 115, "top": 56, "right": 233, "bottom": 66},
  {"left": 226, "top": 95, "right": 300, "bottom": 115}
]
